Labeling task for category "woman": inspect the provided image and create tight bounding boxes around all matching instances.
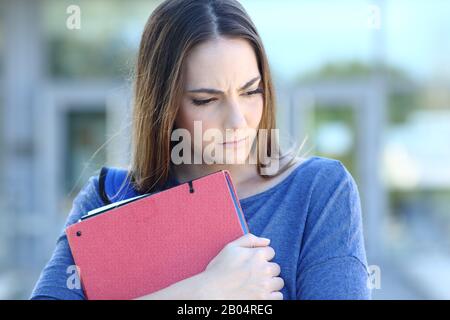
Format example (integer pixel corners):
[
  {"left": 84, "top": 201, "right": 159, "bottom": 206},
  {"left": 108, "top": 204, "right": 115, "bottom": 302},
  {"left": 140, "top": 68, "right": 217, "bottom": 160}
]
[{"left": 30, "top": 0, "right": 371, "bottom": 300}]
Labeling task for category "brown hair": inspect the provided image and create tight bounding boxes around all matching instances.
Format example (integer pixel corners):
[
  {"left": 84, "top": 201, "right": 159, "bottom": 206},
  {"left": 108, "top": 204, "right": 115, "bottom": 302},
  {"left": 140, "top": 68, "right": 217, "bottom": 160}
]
[{"left": 128, "top": 0, "right": 301, "bottom": 194}]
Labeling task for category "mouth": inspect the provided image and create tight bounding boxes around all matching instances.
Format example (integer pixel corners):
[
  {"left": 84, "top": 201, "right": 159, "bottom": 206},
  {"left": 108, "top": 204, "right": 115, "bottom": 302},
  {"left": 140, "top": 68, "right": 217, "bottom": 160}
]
[{"left": 221, "top": 136, "right": 248, "bottom": 147}]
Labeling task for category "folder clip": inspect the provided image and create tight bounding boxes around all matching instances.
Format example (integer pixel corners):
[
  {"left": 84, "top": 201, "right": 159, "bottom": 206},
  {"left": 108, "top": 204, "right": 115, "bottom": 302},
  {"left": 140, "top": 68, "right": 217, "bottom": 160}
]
[{"left": 188, "top": 181, "right": 195, "bottom": 193}]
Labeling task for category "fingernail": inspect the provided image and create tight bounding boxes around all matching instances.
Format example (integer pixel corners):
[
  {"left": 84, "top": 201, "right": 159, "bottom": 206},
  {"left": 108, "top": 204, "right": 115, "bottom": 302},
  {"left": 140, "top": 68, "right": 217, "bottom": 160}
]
[{"left": 262, "top": 237, "right": 271, "bottom": 244}]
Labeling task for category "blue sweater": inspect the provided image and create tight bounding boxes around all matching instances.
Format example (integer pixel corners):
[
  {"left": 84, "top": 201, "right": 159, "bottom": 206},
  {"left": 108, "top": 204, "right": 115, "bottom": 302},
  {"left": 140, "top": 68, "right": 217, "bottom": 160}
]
[{"left": 30, "top": 156, "right": 371, "bottom": 300}]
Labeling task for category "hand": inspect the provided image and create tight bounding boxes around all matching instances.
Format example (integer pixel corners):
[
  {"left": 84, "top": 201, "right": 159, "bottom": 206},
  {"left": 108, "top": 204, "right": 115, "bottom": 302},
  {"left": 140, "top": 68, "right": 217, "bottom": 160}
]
[{"left": 201, "top": 233, "right": 284, "bottom": 300}]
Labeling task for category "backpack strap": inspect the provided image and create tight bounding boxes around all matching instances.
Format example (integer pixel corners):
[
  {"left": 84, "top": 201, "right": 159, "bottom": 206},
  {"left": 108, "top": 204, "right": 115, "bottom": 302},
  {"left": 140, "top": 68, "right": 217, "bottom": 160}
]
[{"left": 98, "top": 166, "right": 138, "bottom": 205}]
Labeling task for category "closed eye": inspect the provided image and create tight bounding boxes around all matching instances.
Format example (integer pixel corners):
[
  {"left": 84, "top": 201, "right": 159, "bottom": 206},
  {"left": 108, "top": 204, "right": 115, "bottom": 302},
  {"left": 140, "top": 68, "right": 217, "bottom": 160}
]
[
  {"left": 191, "top": 97, "right": 217, "bottom": 106},
  {"left": 191, "top": 88, "right": 264, "bottom": 106},
  {"left": 245, "top": 88, "right": 264, "bottom": 96}
]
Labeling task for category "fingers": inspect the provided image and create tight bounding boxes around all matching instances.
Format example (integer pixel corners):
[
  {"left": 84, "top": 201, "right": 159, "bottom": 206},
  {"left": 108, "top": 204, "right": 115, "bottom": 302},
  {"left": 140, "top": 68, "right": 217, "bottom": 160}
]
[
  {"left": 269, "top": 276, "right": 285, "bottom": 292},
  {"left": 233, "top": 233, "right": 271, "bottom": 248},
  {"left": 241, "top": 245, "right": 276, "bottom": 262},
  {"left": 255, "top": 246, "right": 275, "bottom": 261},
  {"left": 266, "top": 262, "right": 281, "bottom": 277},
  {"left": 267, "top": 291, "right": 284, "bottom": 300}
]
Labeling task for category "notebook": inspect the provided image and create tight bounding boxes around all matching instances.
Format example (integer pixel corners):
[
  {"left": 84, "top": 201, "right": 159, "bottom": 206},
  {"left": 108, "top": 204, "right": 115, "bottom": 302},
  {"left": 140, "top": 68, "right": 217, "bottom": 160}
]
[{"left": 65, "top": 169, "right": 249, "bottom": 300}]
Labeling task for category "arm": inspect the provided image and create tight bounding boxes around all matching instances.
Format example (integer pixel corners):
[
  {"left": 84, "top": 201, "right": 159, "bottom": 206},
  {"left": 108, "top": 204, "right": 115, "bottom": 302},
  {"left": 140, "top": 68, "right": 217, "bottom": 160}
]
[
  {"left": 296, "top": 160, "right": 371, "bottom": 300},
  {"left": 30, "top": 175, "right": 213, "bottom": 300},
  {"left": 134, "top": 272, "right": 210, "bottom": 300},
  {"left": 30, "top": 176, "right": 103, "bottom": 300}
]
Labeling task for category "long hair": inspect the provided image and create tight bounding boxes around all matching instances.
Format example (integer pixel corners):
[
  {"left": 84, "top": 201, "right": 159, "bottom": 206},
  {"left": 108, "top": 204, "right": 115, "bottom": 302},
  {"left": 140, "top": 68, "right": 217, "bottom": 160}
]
[{"left": 129, "top": 0, "right": 301, "bottom": 194}]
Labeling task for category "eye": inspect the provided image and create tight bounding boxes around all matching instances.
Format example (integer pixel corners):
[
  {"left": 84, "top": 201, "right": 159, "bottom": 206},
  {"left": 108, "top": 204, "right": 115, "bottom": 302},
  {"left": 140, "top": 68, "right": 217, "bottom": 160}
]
[
  {"left": 244, "top": 88, "right": 264, "bottom": 96},
  {"left": 191, "top": 98, "right": 217, "bottom": 106},
  {"left": 191, "top": 88, "right": 263, "bottom": 106}
]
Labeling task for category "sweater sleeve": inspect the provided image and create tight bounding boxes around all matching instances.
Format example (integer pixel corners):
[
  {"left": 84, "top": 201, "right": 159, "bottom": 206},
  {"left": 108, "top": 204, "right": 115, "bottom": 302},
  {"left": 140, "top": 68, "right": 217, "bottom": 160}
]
[
  {"left": 29, "top": 175, "right": 104, "bottom": 300},
  {"left": 296, "top": 160, "right": 372, "bottom": 300}
]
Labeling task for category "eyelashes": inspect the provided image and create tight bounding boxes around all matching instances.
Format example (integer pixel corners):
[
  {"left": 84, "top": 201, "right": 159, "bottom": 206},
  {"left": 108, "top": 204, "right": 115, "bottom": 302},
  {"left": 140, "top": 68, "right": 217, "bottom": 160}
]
[
  {"left": 191, "top": 88, "right": 264, "bottom": 106},
  {"left": 245, "top": 87, "right": 264, "bottom": 96}
]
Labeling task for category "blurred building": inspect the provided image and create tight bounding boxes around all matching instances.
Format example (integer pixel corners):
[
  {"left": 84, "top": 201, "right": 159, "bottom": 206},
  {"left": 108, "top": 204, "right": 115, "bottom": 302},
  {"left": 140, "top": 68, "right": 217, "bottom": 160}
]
[
  {"left": 0, "top": 0, "right": 449, "bottom": 299},
  {"left": 0, "top": 0, "right": 138, "bottom": 298}
]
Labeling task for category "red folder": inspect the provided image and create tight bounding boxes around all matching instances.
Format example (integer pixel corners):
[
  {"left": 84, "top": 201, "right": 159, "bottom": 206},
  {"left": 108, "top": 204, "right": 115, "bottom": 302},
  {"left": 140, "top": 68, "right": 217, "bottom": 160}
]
[{"left": 65, "top": 170, "right": 249, "bottom": 300}]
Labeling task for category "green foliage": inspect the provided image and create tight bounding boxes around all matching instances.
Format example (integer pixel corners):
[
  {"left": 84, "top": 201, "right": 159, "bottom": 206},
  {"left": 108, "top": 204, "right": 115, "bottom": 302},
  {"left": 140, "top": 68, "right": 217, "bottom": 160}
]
[
  {"left": 297, "top": 60, "right": 410, "bottom": 83},
  {"left": 48, "top": 36, "right": 136, "bottom": 80}
]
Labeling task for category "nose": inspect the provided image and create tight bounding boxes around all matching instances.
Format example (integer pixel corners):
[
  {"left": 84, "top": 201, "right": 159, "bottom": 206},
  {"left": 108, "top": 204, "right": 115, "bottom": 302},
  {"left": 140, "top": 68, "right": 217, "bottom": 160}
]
[{"left": 223, "top": 97, "right": 247, "bottom": 134}]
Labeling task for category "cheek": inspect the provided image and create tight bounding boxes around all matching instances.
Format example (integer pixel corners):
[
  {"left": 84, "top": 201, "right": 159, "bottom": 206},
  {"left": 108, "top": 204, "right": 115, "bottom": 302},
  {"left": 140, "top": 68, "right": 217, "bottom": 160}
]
[
  {"left": 175, "top": 101, "right": 218, "bottom": 148},
  {"left": 175, "top": 99, "right": 201, "bottom": 133},
  {"left": 176, "top": 96, "right": 263, "bottom": 141},
  {"left": 246, "top": 96, "right": 264, "bottom": 128}
]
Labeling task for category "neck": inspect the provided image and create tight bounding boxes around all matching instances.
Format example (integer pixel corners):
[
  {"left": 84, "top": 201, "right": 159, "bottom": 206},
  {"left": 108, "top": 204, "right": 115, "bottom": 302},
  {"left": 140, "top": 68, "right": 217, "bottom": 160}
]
[
  {"left": 171, "top": 161, "right": 259, "bottom": 187},
  {"left": 171, "top": 144, "right": 260, "bottom": 187}
]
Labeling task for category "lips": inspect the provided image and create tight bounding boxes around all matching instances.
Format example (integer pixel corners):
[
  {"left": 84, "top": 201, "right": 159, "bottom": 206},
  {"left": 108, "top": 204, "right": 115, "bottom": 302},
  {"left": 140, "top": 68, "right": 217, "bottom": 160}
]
[{"left": 222, "top": 136, "right": 247, "bottom": 145}]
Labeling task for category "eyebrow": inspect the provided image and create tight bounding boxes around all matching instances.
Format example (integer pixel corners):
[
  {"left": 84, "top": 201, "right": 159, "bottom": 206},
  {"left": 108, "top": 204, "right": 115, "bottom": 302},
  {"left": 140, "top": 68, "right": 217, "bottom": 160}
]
[{"left": 187, "top": 76, "right": 261, "bottom": 94}]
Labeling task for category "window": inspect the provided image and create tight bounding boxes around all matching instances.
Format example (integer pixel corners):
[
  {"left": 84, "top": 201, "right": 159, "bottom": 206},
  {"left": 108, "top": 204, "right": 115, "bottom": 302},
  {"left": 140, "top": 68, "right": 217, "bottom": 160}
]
[{"left": 64, "top": 110, "right": 107, "bottom": 197}]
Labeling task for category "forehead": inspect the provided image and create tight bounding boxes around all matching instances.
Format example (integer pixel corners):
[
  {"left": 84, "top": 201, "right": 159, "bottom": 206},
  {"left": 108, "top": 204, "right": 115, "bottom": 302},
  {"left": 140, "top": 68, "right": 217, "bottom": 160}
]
[{"left": 183, "top": 36, "right": 260, "bottom": 87}]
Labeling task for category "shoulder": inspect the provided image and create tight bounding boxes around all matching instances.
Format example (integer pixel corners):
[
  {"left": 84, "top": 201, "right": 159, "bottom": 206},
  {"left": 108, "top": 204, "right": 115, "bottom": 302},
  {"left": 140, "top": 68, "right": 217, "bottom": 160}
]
[
  {"left": 294, "top": 156, "right": 357, "bottom": 193},
  {"left": 72, "top": 174, "right": 103, "bottom": 212},
  {"left": 289, "top": 156, "right": 361, "bottom": 217},
  {"left": 98, "top": 166, "right": 137, "bottom": 204},
  {"left": 296, "top": 155, "right": 351, "bottom": 179},
  {"left": 297, "top": 158, "right": 366, "bottom": 248},
  {"left": 62, "top": 174, "right": 104, "bottom": 231},
  {"left": 62, "top": 166, "right": 132, "bottom": 227},
  {"left": 296, "top": 157, "right": 368, "bottom": 282}
]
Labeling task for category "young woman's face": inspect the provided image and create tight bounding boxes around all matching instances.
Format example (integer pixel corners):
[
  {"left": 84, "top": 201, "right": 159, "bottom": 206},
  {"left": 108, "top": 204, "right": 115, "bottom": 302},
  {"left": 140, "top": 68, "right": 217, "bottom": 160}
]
[{"left": 175, "top": 36, "right": 264, "bottom": 165}]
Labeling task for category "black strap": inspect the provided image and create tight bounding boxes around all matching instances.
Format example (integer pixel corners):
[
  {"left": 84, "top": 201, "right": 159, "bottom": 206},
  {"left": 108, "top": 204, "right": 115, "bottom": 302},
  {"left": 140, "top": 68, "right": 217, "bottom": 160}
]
[
  {"left": 99, "top": 166, "right": 112, "bottom": 205},
  {"left": 188, "top": 180, "right": 195, "bottom": 193}
]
